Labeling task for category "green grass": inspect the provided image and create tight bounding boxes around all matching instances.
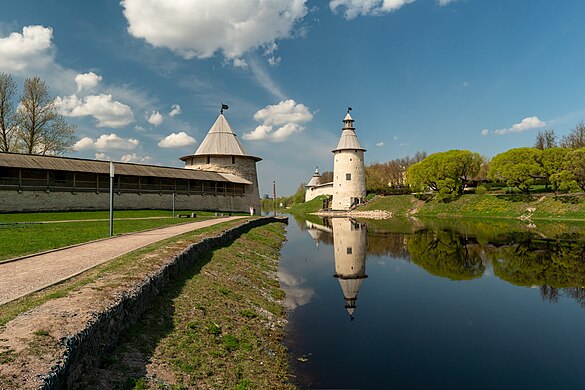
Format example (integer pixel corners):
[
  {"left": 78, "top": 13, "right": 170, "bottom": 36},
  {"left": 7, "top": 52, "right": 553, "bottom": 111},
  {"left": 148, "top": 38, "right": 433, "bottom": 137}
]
[
  {"left": 77, "top": 222, "right": 293, "bottom": 389},
  {"left": 0, "top": 209, "right": 241, "bottom": 223},
  {"left": 287, "top": 195, "right": 327, "bottom": 215},
  {"left": 0, "top": 219, "right": 250, "bottom": 327},
  {"left": 357, "top": 193, "right": 585, "bottom": 221},
  {"left": 0, "top": 216, "right": 219, "bottom": 261}
]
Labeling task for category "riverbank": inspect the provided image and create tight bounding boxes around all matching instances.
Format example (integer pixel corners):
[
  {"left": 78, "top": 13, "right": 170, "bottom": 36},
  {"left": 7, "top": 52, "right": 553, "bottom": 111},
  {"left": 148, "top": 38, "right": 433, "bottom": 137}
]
[
  {"left": 0, "top": 217, "right": 291, "bottom": 389},
  {"left": 289, "top": 193, "right": 585, "bottom": 221}
]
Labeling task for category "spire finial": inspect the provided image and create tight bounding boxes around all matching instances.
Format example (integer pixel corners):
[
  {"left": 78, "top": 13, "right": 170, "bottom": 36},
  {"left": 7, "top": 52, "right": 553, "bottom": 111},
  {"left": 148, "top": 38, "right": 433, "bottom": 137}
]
[
  {"left": 220, "top": 103, "right": 229, "bottom": 114},
  {"left": 347, "top": 106, "right": 352, "bottom": 113}
]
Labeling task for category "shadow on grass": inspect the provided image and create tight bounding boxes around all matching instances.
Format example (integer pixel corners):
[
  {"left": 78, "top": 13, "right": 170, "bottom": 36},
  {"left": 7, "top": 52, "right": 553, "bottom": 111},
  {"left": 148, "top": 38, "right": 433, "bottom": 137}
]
[
  {"left": 495, "top": 194, "right": 535, "bottom": 203},
  {"left": 78, "top": 237, "right": 238, "bottom": 389}
]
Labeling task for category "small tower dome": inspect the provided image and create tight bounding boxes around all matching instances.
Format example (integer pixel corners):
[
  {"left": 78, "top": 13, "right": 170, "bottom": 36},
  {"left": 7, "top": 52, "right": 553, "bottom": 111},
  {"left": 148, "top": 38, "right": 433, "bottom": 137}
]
[{"left": 332, "top": 108, "right": 366, "bottom": 210}]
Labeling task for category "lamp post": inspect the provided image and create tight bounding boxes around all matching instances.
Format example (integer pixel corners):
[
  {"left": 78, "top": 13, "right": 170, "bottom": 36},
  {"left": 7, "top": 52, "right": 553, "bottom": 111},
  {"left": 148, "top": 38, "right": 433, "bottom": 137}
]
[{"left": 109, "top": 161, "right": 114, "bottom": 236}]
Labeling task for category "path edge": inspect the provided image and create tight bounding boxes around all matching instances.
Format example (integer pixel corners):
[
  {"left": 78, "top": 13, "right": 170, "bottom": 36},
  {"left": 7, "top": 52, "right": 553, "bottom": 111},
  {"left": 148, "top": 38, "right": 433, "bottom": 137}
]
[{"left": 40, "top": 216, "right": 288, "bottom": 389}]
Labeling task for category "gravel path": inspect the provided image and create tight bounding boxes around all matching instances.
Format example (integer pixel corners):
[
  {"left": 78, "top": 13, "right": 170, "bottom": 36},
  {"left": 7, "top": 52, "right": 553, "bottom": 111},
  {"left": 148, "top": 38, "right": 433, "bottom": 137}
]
[{"left": 0, "top": 216, "right": 245, "bottom": 305}]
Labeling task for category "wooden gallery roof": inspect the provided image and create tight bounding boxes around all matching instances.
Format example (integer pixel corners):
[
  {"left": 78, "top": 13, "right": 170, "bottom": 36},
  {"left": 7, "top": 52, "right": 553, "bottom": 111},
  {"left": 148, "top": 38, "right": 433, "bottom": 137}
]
[{"left": 0, "top": 153, "right": 252, "bottom": 185}]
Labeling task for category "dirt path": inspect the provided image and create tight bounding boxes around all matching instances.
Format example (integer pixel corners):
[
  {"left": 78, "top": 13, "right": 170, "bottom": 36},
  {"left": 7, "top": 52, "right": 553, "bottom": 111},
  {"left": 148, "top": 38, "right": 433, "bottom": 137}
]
[{"left": 0, "top": 216, "right": 245, "bottom": 305}]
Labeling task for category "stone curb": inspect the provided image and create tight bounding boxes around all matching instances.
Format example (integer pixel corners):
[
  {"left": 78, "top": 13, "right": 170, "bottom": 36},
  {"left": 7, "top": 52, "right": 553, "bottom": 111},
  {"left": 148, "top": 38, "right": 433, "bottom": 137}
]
[{"left": 39, "top": 216, "right": 288, "bottom": 389}]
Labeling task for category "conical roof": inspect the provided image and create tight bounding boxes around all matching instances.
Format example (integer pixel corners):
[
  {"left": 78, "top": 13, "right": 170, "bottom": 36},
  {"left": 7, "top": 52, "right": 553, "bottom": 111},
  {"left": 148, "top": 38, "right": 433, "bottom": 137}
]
[
  {"left": 306, "top": 167, "right": 321, "bottom": 187},
  {"left": 192, "top": 114, "right": 261, "bottom": 160},
  {"left": 333, "top": 112, "right": 366, "bottom": 152}
]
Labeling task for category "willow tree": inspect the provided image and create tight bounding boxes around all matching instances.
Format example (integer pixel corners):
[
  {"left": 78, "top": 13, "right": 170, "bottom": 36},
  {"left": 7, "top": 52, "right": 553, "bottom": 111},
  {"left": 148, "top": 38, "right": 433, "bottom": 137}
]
[
  {"left": 16, "top": 76, "right": 76, "bottom": 155},
  {"left": 488, "top": 148, "right": 542, "bottom": 194},
  {"left": 406, "top": 149, "right": 482, "bottom": 196}
]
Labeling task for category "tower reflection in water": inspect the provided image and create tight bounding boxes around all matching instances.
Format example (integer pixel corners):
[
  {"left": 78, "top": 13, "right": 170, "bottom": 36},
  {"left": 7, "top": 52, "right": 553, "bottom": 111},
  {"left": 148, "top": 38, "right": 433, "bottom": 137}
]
[
  {"left": 332, "top": 218, "right": 368, "bottom": 320},
  {"left": 306, "top": 218, "right": 369, "bottom": 320}
]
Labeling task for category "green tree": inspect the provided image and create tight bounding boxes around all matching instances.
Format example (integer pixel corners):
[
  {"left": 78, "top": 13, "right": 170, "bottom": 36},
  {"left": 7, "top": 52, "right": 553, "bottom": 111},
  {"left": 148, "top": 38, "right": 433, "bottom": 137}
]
[
  {"left": 488, "top": 148, "right": 542, "bottom": 194},
  {"left": 406, "top": 150, "right": 482, "bottom": 196},
  {"left": 0, "top": 73, "right": 17, "bottom": 152},
  {"left": 15, "top": 76, "right": 76, "bottom": 155},
  {"left": 562, "top": 148, "right": 585, "bottom": 191},
  {"left": 539, "top": 147, "right": 569, "bottom": 191}
]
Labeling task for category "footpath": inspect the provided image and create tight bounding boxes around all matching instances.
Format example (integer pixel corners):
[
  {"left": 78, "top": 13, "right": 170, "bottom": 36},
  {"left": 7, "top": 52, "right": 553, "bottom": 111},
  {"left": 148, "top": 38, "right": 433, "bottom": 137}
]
[{"left": 0, "top": 216, "right": 245, "bottom": 305}]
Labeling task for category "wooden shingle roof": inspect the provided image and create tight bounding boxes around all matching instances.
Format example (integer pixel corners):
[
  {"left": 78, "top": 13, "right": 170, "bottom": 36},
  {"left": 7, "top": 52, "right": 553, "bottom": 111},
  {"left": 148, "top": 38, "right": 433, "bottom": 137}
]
[{"left": 0, "top": 153, "right": 252, "bottom": 184}]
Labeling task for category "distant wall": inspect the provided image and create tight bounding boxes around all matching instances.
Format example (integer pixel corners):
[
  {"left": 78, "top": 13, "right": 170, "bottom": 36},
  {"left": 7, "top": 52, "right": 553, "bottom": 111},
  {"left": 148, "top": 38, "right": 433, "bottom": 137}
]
[
  {"left": 0, "top": 190, "right": 257, "bottom": 213},
  {"left": 305, "top": 183, "right": 333, "bottom": 202}
]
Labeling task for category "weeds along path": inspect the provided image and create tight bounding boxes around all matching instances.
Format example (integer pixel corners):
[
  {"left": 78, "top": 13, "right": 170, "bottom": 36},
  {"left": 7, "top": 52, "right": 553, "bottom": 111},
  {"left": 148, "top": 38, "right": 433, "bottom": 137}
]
[{"left": 0, "top": 216, "right": 245, "bottom": 305}]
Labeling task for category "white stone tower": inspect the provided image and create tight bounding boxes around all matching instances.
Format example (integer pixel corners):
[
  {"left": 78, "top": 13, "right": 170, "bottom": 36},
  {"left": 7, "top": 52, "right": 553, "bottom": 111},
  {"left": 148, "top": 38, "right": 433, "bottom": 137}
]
[
  {"left": 332, "top": 218, "right": 368, "bottom": 320},
  {"left": 180, "top": 108, "right": 261, "bottom": 213},
  {"left": 332, "top": 109, "right": 366, "bottom": 210}
]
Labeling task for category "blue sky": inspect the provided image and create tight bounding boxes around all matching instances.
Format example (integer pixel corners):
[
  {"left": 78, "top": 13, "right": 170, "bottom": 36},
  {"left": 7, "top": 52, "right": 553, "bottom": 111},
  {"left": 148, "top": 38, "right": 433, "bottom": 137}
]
[{"left": 1, "top": 0, "right": 584, "bottom": 195}]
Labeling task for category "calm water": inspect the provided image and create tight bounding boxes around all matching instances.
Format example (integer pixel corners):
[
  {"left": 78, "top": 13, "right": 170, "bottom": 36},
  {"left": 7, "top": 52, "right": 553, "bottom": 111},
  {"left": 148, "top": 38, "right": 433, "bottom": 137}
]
[{"left": 279, "top": 215, "right": 585, "bottom": 389}]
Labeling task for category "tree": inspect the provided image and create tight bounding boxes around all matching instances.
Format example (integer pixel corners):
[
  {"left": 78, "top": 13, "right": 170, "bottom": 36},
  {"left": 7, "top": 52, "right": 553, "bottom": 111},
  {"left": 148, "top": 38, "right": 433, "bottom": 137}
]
[
  {"left": 560, "top": 122, "right": 585, "bottom": 149},
  {"left": 539, "top": 147, "right": 569, "bottom": 191},
  {"left": 15, "top": 76, "right": 76, "bottom": 155},
  {"left": 534, "top": 129, "right": 557, "bottom": 150},
  {"left": 0, "top": 73, "right": 17, "bottom": 152},
  {"left": 562, "top": 148, "right": 585, "bottom": 191},
  {"left": 488, "top": 148, "right": 542, "bottom": 194},
  {"left": 406, "top": 150, "right": 482, "bottom": 196},
  {"left": 319, "top": 170, "right": 333, "bottom": 183}
]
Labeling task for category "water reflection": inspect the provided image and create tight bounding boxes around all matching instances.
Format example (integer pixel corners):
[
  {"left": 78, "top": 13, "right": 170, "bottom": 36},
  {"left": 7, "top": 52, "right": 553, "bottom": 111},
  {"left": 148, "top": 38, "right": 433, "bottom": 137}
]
[
  {"left": 282, "top": 216, "right": 585, "bottom": 388},
  {"left": 330, "top": 218, "right": 368, "bottom": 320}
]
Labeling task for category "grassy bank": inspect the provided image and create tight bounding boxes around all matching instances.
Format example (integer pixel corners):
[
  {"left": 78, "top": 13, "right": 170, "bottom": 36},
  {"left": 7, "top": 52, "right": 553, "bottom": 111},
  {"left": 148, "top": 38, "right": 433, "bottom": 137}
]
[
  {"left": 0, "top": 210, "right": 228, "bottom": 261},
  {"left": 79, "top": 222, "right": 292, "bottom": 389},
  {"left": 359, "top": 193, "right": 585, "bottom": 220}
]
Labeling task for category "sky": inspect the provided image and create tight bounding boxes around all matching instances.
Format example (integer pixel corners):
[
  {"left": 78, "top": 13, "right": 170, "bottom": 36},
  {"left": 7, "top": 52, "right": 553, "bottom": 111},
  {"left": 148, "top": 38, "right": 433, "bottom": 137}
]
[{"left": 1, "top": 0, "right": 585, "bottom": 196}]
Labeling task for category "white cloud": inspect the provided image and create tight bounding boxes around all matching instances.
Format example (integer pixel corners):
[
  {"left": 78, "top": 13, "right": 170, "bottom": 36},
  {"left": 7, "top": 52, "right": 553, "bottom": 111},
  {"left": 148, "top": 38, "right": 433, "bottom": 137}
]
[
  {"left": 268, "top": 56, "right": 281, "bottom": 66},
  {"left": 249, "top": 57, "right": 287, "bottom": 99},
  {"left": 121, "top": 0, "right": 308, "bottom": 61},
  {"left": 134, "top": 125, "right": 146, "bottom": 132},
  {"left": 55, "top": 94, "right": 135, "bottom": 128},
  {"left": 169, "top": 104, "right": 181, "bottom": 117},
  {"left": 232, "top": 58, "right": 248, "bottom": 69},
  {"left": 376, "top": 141, "right": 384, "bottom": 146},
  {"left": 494, "top": 116, "right": 546, "bottom": 135},
  {"left": 147, "top": 110, "right": 164, "bottom": 126},
  {"left": 75, "top": 72, "right": 102, "bottom": 93},
  {"left": 437, "top": 0, "right": 458, "bottom": 5},
  {"left": 0, "top": 25, "right": 53, "bottom": 72},
  {"left": 95, "top": 152, "right": 111, "bottom": 160},
  {"left": 158, "top": 132, "right": 197, "bottom": 148},
  {"left": 244, "top": 99, "right": 312, "bottom": 142},
  {"left": 481, "top": 129, "right": 489, "bottom": 136},
  {"left": 329, "top": 0, "right": 414, "bottom": 19},
  {"left": 74, "top": 133, "right": 139, "bottom": 151},
  {"left": 120, "top": 153, "right": 153, "bottom": 164}
]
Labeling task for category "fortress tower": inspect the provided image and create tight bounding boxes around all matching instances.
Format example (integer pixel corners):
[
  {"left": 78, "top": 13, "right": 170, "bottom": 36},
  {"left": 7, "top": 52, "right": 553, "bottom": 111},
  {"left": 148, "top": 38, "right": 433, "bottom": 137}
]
[
  {"left": 180, "top": 110, "right": 261, "bottom": 213},
  {"left": 332, "top": 110, "right": 366, "bottom": 210}
]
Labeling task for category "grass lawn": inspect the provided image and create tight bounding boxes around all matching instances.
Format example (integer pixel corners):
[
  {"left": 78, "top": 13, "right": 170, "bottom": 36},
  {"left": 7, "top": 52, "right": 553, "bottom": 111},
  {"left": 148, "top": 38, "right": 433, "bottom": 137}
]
[{"left": 0, "top": 211, "right": 229, "bottom": 261}]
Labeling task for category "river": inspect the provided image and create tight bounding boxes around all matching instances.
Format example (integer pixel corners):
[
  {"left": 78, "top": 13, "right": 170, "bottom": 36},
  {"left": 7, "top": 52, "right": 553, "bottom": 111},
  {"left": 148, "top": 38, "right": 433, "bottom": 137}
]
[{"left": 279, "top": 215, "right": 585, "bottom": 389}]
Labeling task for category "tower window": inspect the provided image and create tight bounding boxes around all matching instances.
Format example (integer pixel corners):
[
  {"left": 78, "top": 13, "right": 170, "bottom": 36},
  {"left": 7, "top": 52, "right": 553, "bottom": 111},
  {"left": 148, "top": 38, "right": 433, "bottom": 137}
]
[
  {"left": 350, "top": 158, "right": 352, "bottom": 161},
  {"left": 206, "top": 156, "right": 210, "bottom": 164},
  {"left": 232, "top": 156, "right": 235, "bottom": 164},
  {"left": 347, "top": 247, "right": 352, "bottom": 254},
  {"left": 346, "top": 173, "right": 351, "bottom": 180}
]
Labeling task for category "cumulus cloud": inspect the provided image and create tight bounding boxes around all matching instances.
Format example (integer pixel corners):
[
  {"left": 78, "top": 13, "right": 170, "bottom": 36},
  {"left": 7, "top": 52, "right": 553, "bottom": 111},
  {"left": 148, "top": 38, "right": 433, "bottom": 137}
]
[
  {"left": 481, "top": 129, "right": 489, "bottom": 136},
  {"left": 121, "top": 0, "right": 308, "bottom": 61},
  {"left": 244, "top": 99, "right": 313, "bottom": 142},
  {"left": 75, "top": 72, "right": 102, "bottom": 92},
  {"left": 329, "top": 0, "right": 414, "bottom": 19},
  {"left": 0, "top": 25, "right": 54, "bottom": 72},
  {"left": 169, "top": 104, "right": 181, "bottom": 117},
  {"left": 494, "top": 116, "right": 546, "bottom": 135},
  {"left": 147, "top": 110, "right": 164, "bottom": 126},
  {"left": 74, "top": 133, "right": 139, "bottom": 151},
  {"left": 55, "top": 94, "right": 135, "bottom": 128},
  {"left": 376, "top": 141, "right": 384, "bottom": 146},
  {"left": 95, "top": 152, "right": 111, "bottom": 160},
  {"left": 120, "top": 153, "right": 153, "bottom": 164},
  {"left": 158, "top": 132, "right": 197, "bottom": 148}
]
